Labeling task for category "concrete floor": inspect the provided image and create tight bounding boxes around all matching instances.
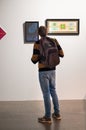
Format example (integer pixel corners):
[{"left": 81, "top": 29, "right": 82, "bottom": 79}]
[{"left": 0, "top": 100, "right": 86, "bottom": 130}]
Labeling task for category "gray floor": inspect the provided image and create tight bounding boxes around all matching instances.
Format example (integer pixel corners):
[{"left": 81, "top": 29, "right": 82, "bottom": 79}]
[{"left": 0, "top": 100, "right": 86, "bottom": 130}]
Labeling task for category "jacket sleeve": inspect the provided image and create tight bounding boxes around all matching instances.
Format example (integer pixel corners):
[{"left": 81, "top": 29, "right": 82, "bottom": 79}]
[
  {"left": 31, "top": 41, "right": 40, "bottom": 64},
  {"left": 54, "top": 39, "right": 64, "bottom": 58}
]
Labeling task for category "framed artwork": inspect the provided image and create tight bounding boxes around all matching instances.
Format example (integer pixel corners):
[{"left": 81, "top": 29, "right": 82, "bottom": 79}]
[
  {"left": 45, "top": 19, "right": 80, "bottom": 35},
  {"left": 24, "top": 21, "right": 39, "bottom": 43}
]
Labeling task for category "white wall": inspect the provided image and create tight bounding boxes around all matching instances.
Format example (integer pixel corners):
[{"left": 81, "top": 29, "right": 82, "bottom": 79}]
[{"left": 0, "top": 0, "right": 86, "bottom": 101}]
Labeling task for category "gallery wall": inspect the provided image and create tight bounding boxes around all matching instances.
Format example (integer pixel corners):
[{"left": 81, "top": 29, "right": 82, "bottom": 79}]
[{"left": 0, "top": 0, "right": 86, "bottom": 101}]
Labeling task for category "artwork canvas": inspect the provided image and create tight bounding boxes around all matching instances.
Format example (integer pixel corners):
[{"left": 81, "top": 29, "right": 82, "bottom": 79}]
[
  {"left": 45, "top": 19, "right": 79, "bottom": 35},
  {"left": 0, "top": 27, "right": 6, "bottom": 40},
  {"left": 24, "top": 21, "right": 39, "bottom": 43}
]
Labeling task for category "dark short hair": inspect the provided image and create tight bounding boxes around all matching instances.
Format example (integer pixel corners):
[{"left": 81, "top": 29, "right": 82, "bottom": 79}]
[{"left": 38, "top": 26, "right": 47, "bottom": 37}]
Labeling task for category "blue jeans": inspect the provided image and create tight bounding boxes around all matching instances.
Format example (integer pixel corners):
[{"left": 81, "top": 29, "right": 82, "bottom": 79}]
[{"left": 39, "top": 70, "right": 60, "bottom": 118}]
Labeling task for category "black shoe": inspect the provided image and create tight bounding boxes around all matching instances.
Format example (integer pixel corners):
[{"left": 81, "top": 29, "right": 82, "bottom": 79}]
[
  {"left": 52, "top": 113, "right": 61, "bottom": 120},
  {"left": 38, "top": 116, "right": 52, "bottom": 124}
]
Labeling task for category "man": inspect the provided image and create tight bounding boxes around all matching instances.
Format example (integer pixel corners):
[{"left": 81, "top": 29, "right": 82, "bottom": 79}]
[{"left": 31, "top": 26, "right": 64, "bottom": 124}]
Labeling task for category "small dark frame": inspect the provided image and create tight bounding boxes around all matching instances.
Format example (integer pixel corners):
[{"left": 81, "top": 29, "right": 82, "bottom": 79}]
[
  {"left": 24, "top": 21, "right": 39, "bottom": 43},
  {"left": 45, "top": 19, "right": 80, "bottom": 35}
]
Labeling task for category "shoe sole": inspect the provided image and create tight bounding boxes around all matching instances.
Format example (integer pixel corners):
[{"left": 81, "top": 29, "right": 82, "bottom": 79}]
[
  {"left": 52, "top": 115, "right": 62, "bottom": 120},
  {"left": 38, "top": 120, "right": 52, "bottom": 124}
]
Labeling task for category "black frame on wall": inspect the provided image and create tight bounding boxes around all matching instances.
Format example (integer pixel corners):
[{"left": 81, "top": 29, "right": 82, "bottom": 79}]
[
  {"left": 24, "top": 21, "right": 39, "bottom": 43},
  {"left": 45, "top": 19, "right": 80, "bottom": 35}
]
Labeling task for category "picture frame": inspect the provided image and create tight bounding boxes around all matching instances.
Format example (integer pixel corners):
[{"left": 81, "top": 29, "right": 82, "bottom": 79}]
[
  {"left": 45, "top": 19, "right": 80, "bottom": 35},
  {"left": 24, "top": 21, "right": 39, "bottom": 43}
]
